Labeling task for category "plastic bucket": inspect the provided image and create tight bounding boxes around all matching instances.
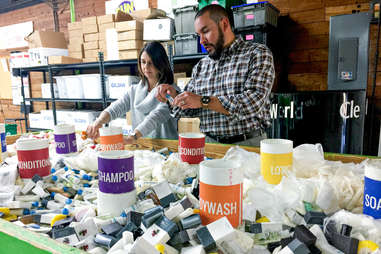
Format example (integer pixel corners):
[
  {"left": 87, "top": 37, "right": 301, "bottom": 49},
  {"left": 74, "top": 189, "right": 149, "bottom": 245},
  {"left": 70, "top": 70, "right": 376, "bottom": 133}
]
[
  {"left": 363, "top": 159, "right": 381, "bottom": 219},
  {"left": 97, "top": 150, "right": 136, "bottom": 216},
  {"left": 178, "top": 132, "right": 205, "bottom": 164},
  {"left": 16, "top": 138, "right": 50, "bottom": 179},
  {"left": 0, "top": 123, "right": 6, "bottom": 158},
  {"left": 260, "top": 139, "right": 293, "bottom": 185},
  {"left": 54, "top": 124, "right": 77, "bottom": 155},
  {"left": 99, "top": 126, "right": 124, "bottom": 151},
  {"left": 199, "top": 159, "right": 243, "bottom": 228}
]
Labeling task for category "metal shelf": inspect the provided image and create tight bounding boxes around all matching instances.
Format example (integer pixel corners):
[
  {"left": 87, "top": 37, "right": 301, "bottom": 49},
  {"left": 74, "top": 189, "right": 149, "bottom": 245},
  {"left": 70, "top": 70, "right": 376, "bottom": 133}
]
[
  {"left": 12, "top": 58, "right": 139, "bottom": 77},
  {"left": 28, "top": 127, "right": 51, "bottom": 132},
  {"left": 25, "top": 98, "right": 108, "bottom": 103},
  {"left": 173, "top": 53, "right": 207, "bottom": 63}
]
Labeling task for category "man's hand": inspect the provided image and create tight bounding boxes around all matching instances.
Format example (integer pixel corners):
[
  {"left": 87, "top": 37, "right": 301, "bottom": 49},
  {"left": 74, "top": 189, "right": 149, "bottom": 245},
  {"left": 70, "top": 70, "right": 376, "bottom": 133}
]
[
  {"left": 156, "top": 84, "right": 178, "bottom": 103},
  {"left": 173, "top": 91, "right": 202, "bottom": 109}
]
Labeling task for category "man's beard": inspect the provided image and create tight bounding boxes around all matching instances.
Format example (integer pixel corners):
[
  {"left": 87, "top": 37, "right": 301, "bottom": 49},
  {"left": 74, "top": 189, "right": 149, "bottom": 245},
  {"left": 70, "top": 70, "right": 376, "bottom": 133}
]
[{"left": 206, "top": 27, "right": 225, "bottom": 60}]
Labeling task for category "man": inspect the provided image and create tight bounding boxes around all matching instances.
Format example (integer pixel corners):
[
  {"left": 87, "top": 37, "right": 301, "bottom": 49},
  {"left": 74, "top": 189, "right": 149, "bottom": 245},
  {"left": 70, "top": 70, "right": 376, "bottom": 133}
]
[{"left": 156, "top": 4, "right": 275, "bottom": 146}]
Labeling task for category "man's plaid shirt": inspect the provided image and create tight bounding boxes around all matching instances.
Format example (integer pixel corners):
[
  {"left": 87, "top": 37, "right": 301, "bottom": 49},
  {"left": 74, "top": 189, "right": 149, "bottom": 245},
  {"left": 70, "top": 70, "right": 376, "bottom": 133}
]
[{"left": 173, "top": 36, "right": 275, "bottom": 137}]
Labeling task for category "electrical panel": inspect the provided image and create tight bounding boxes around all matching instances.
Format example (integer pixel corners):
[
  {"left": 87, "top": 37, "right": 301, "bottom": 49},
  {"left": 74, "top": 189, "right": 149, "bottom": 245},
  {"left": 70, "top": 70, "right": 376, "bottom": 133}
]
[{"left": 328, "top": 12, "right": 370, "bottom": 90}]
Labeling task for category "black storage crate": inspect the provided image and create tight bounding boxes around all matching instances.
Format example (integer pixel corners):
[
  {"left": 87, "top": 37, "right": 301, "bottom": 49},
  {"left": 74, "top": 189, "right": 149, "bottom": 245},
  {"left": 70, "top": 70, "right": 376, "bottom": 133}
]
[
  {"left": 174, "top": 5, "right": 198, "bottom": 34},
  {"left": 174, "top": 33, "right": 200, "bottom": 55},
  {"left": 235, "top": 26, "right": 277, "bottom": 50},
  {"left": 232, "top": 1, "right": 280, "bottom": 29}
]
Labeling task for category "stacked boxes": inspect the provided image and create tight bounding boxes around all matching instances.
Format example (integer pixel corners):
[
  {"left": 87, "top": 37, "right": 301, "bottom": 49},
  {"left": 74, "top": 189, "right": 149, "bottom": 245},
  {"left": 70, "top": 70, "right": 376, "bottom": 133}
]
[
  {"left": 82, "top": 16, "right": 100, "bottom": 62},
  {"left": 115, "top": 20, "right": 143, "bottom": 60},
  {"left": 98, "top": 14, "right": 116, "bottom": 59},
  {"left": 68, "top": 21, "right": 84, "bottom": 59}
]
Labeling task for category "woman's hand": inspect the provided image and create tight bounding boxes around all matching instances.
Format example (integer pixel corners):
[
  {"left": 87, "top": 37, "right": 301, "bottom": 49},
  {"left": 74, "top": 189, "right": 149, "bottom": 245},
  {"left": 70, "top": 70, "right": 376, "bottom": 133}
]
[
  {"left": 86, "top": 122, "right": 102, "bottom": 140},
  {"left": 156, "top": 84, "right": 178, "bottom": 103}
]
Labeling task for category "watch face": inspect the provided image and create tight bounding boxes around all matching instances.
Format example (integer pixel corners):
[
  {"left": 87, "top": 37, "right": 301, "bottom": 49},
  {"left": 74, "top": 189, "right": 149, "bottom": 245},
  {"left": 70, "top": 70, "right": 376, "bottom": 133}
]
[{"left": 201, "top": 96, "right": 211, "bottom": 104}]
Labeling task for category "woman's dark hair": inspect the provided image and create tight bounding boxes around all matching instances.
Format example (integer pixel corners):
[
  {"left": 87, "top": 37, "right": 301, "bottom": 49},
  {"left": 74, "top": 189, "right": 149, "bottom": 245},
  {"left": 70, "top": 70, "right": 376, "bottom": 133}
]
[{"left": 138, "top": 41, "right": 174, "bottom": 85}]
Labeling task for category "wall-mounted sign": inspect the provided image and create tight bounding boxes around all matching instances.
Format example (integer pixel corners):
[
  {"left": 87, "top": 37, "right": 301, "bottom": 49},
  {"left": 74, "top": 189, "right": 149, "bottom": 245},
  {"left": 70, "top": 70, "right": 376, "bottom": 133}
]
[
  {"left": 105, "top": 0, "right": 148, "bottom": 15},
  {"left": 0, "top": 21, "right": 33, "bottom": 50}
]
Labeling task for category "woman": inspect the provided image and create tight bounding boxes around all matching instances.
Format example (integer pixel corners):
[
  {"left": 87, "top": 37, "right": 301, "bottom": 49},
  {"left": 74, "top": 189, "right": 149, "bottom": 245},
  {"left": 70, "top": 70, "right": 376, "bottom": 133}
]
[{"left": 86, "top": 41, "right": 178, "bottom": 144}]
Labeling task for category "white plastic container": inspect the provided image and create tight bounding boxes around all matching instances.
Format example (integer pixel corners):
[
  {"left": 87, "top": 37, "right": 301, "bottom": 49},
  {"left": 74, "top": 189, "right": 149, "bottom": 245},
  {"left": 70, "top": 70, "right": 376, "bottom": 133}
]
[
  {"left": 54, "top": 75, "right": 83, "bottom": 99},
  {"left": 41, "top": 83, "right": 59, "bottom": 98},
  {"left": 28, "top": 113, "right": 43, "bottom": 129},
  {"left": 54, "top": 124, "right": 77, "bottom": 155},
  {"left": 80, "top": 74, "right": 104, "bottom": 99},
  {"left": 108, "top": 75, "right": 140, "bottom": 99}
]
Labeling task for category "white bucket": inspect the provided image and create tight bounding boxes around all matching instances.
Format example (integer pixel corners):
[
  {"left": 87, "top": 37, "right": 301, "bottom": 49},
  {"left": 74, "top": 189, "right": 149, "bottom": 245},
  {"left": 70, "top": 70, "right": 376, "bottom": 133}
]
[
  {"left": 99, "top": 126, "right": 124, "bottom": 151},
  {"left": 16, "top": 138, "right": 50, "bottom": 179},
  {"left": 363, "top": 159, "right": 381, "bottom": 219},
  {"left": 97, "top": 150, "right": 136, "bottom": 216},
  {"left": 54, "top": 124, "right": 77, "bottom": 155},
  {"left": 199, "top": 159, "right": 243, "bottom": 228},
  {"left": 0, "top": 123, "right": 7, "bottom": 159}
]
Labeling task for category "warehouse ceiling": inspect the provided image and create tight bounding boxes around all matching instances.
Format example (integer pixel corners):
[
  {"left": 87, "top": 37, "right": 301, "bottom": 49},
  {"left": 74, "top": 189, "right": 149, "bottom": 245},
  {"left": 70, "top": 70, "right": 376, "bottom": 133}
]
[{"left": 0, "top": 0, "right": 44, "bottom": 14}]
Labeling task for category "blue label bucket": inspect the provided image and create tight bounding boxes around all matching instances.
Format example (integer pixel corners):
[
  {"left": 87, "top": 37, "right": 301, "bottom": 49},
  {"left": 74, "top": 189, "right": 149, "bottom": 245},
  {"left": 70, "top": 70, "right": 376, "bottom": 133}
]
[{"left": 363, "top": 160, "right": 381, "bottom": 219}]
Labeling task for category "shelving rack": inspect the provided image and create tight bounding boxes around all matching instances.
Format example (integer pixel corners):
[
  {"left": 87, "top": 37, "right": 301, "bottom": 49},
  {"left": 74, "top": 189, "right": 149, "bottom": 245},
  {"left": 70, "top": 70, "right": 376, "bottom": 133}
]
[{"left": 12, "top": 52, "right": 138, "bottom": 132}]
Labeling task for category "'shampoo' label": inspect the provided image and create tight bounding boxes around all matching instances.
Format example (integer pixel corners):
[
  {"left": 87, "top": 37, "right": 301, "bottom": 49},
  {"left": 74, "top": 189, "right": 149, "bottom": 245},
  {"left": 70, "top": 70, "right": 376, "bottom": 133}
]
[{"left": 98, "top": 155, "right": 134, "bottom": 194}]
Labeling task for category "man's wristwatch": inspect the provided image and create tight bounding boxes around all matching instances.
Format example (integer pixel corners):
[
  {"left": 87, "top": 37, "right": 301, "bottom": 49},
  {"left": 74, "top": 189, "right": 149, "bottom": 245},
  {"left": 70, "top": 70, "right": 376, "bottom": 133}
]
[{"left": 201, "top": 96, "right": 211, "bottom": 109}]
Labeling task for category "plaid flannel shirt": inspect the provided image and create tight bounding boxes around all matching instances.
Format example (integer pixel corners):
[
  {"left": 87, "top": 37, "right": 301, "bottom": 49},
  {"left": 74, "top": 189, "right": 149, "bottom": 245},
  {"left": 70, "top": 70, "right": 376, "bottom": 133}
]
[{"left": 172, "top": 36, "right": 275, "bottom": 137}]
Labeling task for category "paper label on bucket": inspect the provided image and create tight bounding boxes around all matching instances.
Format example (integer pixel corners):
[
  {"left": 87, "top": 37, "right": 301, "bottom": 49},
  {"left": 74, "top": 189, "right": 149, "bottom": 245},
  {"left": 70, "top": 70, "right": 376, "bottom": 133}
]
[
  {"left": 0, "top": 132, "right": 6, "bottom": 153},
  {"left": 98, "top": 156, "right": 134, "bottom": 194},
  {"left": 261, "top": 152, "right": 292, "bottom": 185},
  {"left": 100, "top": 134, "right": 124, "bottom": 151},
  {"left": 17, "top": 148, "right": 51, "bottom": 178},
  {"left": 54, "top": 133, "right": 77, "bottom": 154},
  {"left": 199, "top": 182, "right": 242, "bottom": 228},
  {"left": 363, "top": 176, "right": 381, "bottom": 219},
  {"left": 178, "top": 134, "right": 205, "bottom": 164}
]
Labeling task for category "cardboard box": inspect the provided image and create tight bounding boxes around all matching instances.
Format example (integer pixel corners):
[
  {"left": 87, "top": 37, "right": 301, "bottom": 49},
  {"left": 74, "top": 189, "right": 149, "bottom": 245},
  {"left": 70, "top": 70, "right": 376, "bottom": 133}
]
[
  {"left": 97, "top": 14, "right": 115, "bottom": 25},
  {"left": 84, "top": 33, "right": 99, "bottom": 42},
  {"left": 68, "top": 29, "right": 83, "bottom": 39},
  {"left": 178, "top": 118, "right": 200, "bottom": 133},
  {"left": 68, "top": 21, "right": 82, "bottom": 30},
  {"left": 118, "top": 30, "right": 143, "bottom": 41},
  {"left": 143, "top": 18, "right": 174, "bottom": 41},
  {"left": 83, "top": 57, "right": 98, "bottom": 62},
  {"left": 69, "top": 36, "right": 83, "bottom": 44},
  {"left": 115, "top": 10, "right": 134, "bottom": 22},
  {"left": 28, "top": 48, "right": 69, "bottom": 66},
  {"left": 83, "top": 24, "right": 98, "bottom": 34},
  {"left": 126, "top": 112, "right": 132, "bottom": 126},
  {"left": 48, "top": 56, "right": 82, "bottom": 64},
  {"left": 115, "top": 20, "right": 143, "bottom": 32},
  {"left": 84, "top": 49, "right": 99, "bottom": 58},
  {"left": 118, "top": 40, "right": 143, "bottom": 50},
  {"left": 99, "top": 22, "right": 115, "bottom": 33},
  {"left": 84, "top": 41, "right": 99, "bottom": 50},
  {"left": 174, "top": 72, "right": 187, "bottom": 84},
  {"left": 25, "top": 31, "right": 67, "bottom": 49},
  {"left": 99, "top": 32, "right": 106, "bottom": 41},
  {"left": 81, "top": 16, "right": 97, "bottom": 25},
  {"left": 68, "top": 43, "right": 83, "bottom": 52},
  {"left": 99, "top": 40, "right": 107, "bottom": 50},
  {"left": 130, "top": 8, "right": 166, "bottom": 22},
  {"left": 177, "top": 77, "right": 192, "bottom": 91},
  {"left": 119, "top": 49, "right": 140, "bottom": 60},
  {"left": 69, "top": 51, "right": 83, "bottom": 59}
]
